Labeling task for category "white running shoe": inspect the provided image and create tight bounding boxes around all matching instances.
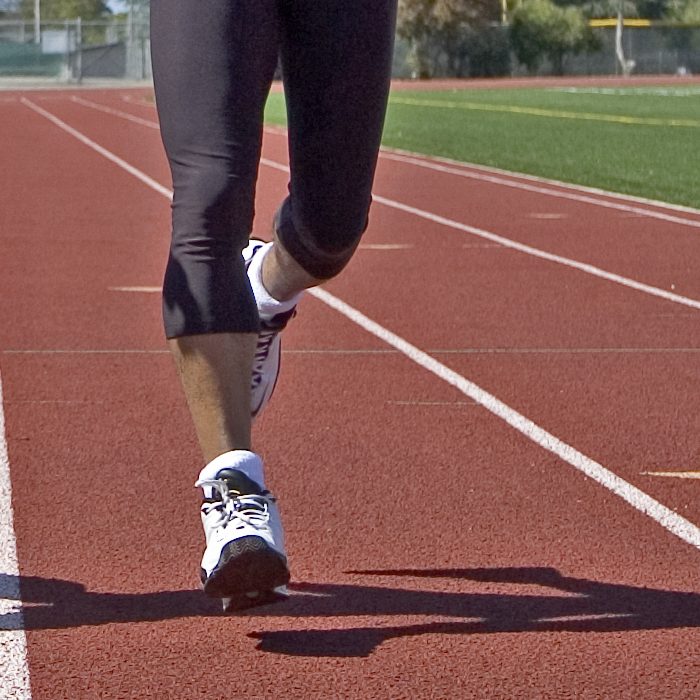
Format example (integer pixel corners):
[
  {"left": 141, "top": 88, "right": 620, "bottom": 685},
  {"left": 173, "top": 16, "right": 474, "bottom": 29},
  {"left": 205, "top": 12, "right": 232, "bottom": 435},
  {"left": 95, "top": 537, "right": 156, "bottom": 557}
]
[
  {"left": 243, "top": 239, "right": 297, "bottom": 418},
  {"left": 196, "top": 458, "right": 289, "bottom": 611}
]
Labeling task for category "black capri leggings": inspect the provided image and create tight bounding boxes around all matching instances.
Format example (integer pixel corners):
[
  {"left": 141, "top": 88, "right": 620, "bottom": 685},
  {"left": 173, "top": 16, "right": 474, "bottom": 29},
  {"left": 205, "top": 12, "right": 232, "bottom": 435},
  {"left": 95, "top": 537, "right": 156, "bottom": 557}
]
[{"left": 150, "top": 0, "right": 397, "bottom": 338}]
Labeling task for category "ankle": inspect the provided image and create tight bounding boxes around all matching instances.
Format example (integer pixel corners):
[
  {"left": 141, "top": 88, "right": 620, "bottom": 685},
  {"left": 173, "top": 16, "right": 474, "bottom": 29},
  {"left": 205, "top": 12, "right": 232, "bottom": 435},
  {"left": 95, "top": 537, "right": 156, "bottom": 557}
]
[{"left": 248, "top": 242, "right": 303, "bottom": 319}]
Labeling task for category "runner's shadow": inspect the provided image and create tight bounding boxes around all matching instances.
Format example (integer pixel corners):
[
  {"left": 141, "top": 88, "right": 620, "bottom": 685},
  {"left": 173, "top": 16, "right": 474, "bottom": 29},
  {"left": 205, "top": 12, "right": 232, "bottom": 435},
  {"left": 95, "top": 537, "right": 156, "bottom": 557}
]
[
  {"left": 0, "top": 574, "right": 218, "bottom": 630},
  {"left": 2, "top": 567, "right": 699, "bottom": 658},
  {"left": 247, "top": 567, "right": 700, "bottom": 656}
]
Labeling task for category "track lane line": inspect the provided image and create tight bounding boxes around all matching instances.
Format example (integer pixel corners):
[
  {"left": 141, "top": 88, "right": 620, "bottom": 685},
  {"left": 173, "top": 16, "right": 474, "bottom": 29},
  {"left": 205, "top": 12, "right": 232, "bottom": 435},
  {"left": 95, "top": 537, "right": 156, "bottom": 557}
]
[
  {"left": 257, "top": 155, "right": 700, "bottom": 311},
  {"left": 378, "top": 150, "right": 700, "bottom": 230},
  {"left": 379, "top": 146, "right": 700, "bottom": 218},
  {"left": 25, "top": 96, "right": 700, "bottom": 311},
  {"left": 310, "top": 286, "right": 700, "bottom": 550},
  {"left": 0, "top": 372, "right": 32, "bottom": 700},
  {"left": 20, "top": 98, "right": 171, "bottom": 200},
  {"left": 70, "top": 93, "right": 700, "bottom": 226},
  {"left": 20, "top": 97, "right": 700, "bottom": 554}
]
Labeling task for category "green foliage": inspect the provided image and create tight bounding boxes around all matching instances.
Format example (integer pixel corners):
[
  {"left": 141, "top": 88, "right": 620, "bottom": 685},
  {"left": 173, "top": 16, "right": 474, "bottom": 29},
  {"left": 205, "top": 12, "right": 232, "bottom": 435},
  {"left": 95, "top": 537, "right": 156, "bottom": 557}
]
[
  {"left": 397, "top": 0, "right": 499, "bottom": 78},
  {"left": 510, "top": 0, "right": 596, "bottom": 74},
  {"left": 19, "top": 0, "right": 110, "bottom": 20},
  {"left": 668, "top": 0, "right": 700, "bottom": 21},
  {"left": 462, "top": 25, "right": 512, "bottom": 77}
]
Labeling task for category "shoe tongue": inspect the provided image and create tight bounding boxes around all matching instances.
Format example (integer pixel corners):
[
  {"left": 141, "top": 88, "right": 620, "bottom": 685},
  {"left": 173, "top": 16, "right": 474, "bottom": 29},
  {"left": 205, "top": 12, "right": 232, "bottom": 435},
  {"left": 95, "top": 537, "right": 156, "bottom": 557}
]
[{"left": 216, "top": 468, "right": 263, "bottom": 495}]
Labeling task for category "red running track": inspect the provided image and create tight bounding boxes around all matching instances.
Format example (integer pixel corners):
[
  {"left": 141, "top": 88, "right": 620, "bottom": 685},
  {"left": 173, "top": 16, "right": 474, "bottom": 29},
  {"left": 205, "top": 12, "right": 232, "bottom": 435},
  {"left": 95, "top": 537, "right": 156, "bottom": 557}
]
[{"left": 1, "top": 87, "right": 700, "bottom": 699}]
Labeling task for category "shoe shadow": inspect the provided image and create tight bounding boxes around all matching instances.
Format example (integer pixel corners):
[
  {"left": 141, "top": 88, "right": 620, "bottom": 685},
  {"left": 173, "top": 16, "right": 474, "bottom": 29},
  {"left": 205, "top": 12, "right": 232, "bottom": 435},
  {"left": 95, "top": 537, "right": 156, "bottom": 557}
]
[{"left": 2, "top": 567, "right": 699, "bottom": 658}]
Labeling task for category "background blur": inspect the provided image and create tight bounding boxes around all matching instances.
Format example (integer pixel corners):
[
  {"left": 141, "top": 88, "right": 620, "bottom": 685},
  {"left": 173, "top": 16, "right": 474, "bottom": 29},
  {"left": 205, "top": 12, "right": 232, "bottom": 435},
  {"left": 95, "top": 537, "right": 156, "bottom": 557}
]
[{"left": 0, "top": 0, "right": 698, "bottom": 82}]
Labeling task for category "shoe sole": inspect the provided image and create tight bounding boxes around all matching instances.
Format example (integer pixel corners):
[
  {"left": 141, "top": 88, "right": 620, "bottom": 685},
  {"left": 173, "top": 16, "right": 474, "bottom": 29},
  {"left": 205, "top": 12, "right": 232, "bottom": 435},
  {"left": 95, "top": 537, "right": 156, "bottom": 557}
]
[{"left": 201, "top": 535, "right": 290, "bottom": 602}]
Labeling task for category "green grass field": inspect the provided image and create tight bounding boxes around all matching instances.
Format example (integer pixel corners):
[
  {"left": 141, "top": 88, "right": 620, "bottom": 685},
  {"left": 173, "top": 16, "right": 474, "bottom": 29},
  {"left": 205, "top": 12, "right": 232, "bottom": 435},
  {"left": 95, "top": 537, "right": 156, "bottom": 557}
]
[{"left": 264, "top": 85, "right": 700, "bottom": 209}]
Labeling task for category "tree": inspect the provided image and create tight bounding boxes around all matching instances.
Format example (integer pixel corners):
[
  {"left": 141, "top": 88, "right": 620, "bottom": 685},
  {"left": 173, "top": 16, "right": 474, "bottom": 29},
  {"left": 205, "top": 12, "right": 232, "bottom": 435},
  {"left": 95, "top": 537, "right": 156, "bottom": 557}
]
[
  {"left": 19, "top": 0, "right": 110, "bottom": 20},
  {"left": 668, "top": 0, "right": 700, "bottom": 20},
  {"left": 510, "top": 0, "right": 596, "bottom": 74},
  {"left": 397, "top": 0, "right": 499, "bottom": 77}
]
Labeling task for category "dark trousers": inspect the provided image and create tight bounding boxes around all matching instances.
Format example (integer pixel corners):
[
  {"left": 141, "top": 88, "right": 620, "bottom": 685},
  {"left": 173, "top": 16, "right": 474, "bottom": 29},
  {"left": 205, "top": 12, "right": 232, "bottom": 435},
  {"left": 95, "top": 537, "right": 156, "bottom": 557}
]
[{"left": 150, "top": 0, "right": 397, "bottom": 338}]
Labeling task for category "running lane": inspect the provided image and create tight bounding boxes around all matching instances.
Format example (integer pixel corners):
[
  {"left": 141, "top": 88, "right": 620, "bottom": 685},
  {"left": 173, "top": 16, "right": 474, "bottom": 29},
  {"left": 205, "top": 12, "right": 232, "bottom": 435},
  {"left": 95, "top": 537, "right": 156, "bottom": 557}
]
[{"left": 1, "top": 90, "right": 699, "bottom": 699}]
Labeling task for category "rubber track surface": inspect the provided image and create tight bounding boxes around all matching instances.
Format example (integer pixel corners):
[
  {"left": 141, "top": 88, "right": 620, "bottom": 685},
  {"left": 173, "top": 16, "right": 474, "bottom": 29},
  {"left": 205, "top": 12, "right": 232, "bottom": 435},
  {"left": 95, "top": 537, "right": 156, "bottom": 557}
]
[{"left": 1, "top": 86, "right": 700, "bottom": 699}]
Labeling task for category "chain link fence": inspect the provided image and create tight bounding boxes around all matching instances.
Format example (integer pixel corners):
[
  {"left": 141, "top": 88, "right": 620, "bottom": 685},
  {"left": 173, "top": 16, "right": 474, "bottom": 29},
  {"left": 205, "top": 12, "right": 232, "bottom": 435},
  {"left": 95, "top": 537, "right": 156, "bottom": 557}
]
[
  {"left": 0, "top": 16, "right": 698, "bottom": 82},
  {"left": 0, "top": 18, "right": 150, "bottom": 81},
  {"left": 393, "top": 24, "right": 700, "bottom": 79},
  {"left": 550, "top": 25, "right": 700, "bottom": 76}
]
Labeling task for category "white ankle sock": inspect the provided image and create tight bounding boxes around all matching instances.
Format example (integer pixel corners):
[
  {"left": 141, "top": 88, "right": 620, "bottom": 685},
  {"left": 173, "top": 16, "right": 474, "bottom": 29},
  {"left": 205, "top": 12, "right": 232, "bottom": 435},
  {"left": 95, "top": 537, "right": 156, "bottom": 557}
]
[
  {"left": 197, "top": 450, "right": 265, "bottom": 497},
  {"left": 247, "top": 242, "right": 303, "bottom": 321}
]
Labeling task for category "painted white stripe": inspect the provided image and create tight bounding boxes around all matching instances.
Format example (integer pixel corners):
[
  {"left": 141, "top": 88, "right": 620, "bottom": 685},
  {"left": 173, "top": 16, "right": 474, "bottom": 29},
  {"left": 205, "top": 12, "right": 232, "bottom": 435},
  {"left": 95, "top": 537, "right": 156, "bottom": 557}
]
[
  {"left": 259, "top": 159, "right": 700, "bottom": 312},
  {"left": 370, "top": 194, "right": 700, "bottom": 312},
  {"left": 68, "top": 93, "right": 700, "bottom": 224},
  {"left": 536, "top": 613, "right": 635, "bottom": 623},
  {"left": 20, "top": 98, "right": 172, "bottom": 201},
  {"left": 120, "top": 94, "right": 157, "bottom": 109},
  {"left": 70, "top": 95, "right": 159, "bottom": 130},
  {"left": 260, "top": 123, "right": 700, "bottom": 219},
  {"left": 0, "top": 373, "right": 32, "bottom": 699},
  {"left": 24, "top": 99, "right": 700, "bottom": 313},
  {"left": 378, "top": 145, "right": 700, "bottom": 217},
  {"left": 358, "top": 243, "right": 414, "bottom": 250},
  {"left": 309, "top": 286, "right": 700, "bottom": 550},
  {"left": 379, "top": 150, "right": 700, "bottom": 231},
  {"left": 22, "top": 99, "right": 700, "bottom": 557}
]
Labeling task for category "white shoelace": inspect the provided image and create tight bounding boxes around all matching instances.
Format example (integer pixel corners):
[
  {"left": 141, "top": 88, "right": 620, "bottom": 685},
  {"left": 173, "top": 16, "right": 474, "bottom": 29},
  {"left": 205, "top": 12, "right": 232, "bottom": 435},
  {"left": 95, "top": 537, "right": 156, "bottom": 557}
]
[{"left": 195, "top": 478, "right": 272, "bottom": 531}]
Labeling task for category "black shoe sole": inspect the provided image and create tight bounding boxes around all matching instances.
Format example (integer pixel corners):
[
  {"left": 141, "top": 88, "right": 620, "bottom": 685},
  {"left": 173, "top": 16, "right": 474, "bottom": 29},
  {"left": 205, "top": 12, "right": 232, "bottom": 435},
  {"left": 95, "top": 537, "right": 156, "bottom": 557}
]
[{"left": 201, "top": 535, "right": 290, "bottom": 601}]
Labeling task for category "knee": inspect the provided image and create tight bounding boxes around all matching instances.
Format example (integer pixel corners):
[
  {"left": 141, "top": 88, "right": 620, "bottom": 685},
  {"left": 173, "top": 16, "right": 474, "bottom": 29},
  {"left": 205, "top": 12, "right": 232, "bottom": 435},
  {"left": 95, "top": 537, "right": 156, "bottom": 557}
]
[
  {"left": 274, "top": 196, "right": 369, "bottom": 280},
  {"left": 170, "top": 160, "right": 254, "bottom": 255}
]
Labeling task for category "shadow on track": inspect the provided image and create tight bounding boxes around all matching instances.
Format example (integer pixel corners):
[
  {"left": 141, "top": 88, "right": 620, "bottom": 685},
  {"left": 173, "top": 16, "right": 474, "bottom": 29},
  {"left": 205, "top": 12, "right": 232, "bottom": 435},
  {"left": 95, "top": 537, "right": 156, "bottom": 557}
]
[{"left": 2, "top": 567, "right": 699, "bottom": 656}]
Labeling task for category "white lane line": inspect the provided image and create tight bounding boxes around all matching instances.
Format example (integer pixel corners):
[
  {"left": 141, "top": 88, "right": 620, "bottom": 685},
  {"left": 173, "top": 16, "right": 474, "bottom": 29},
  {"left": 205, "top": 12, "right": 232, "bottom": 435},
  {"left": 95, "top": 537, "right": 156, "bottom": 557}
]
[
  {"left": 260, "top": 122, "right": 700, "bottom": 220},
  {"left": 109, "top": 286, "right": 161, "bottom": 292},
  {"left": 69, "top": 93, "right": 700, "bottom": 226},
  {"left": 20, "top": 98, "right": 700, "bottom": 555},
  {"left": 70, "top": 95, "right": 159, "bottom": 130},
  {"left": 379, "top": 150, "right": 700, "bottom": 231},
  {"left": 20, "top": 98, "right": 172, "bottom": 201},
  {"left": 642, "top": 471, "right": 700, "bottom": 480},
  {"left": 120, "top": 94, "right": 156, "bottom": 109},
  {"left": 0, "top": 373, "right": 32, "bottom": 699},
  {"left": 258, "top": 163, "right": 700, "bottom": 312},
  {"left": 370, "top": 194, "right": 700, "bottom": 312},
  {"left": 379, "top": 145, "right": 700, "bottom": 218},
  {"left": 309, "top": 286, "right": 700, "bottom": 551},
  {"left": 24, "top": 98, "right": 700, "bottom": 313}
]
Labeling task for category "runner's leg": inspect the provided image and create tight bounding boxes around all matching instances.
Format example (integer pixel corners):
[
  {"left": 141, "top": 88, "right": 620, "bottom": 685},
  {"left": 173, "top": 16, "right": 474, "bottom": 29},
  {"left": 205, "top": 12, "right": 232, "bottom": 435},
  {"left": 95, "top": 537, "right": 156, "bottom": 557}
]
[
  {"left": 263, "top": 0, "right": 397, "bottom": 297},
  {"left": 151, "top": 0, "right": 279, "bottom": 459}
]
